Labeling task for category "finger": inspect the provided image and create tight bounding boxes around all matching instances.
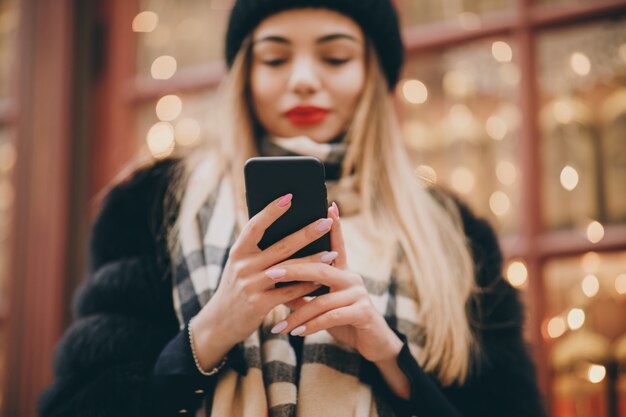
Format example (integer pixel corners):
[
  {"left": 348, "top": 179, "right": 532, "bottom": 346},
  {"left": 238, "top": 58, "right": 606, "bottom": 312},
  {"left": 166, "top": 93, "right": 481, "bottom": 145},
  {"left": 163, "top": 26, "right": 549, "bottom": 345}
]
[
  {"left": 289, "top": 304, "right": 361, "bottom": 337},
  {"left": 284, "top": 296, "right": 309, "bottom": 311},
  {"left": 273, "top": 289, "right": 357, "bottom": 335},
  {"left": 328, "top": 202, "right": 348, "bottom": 269},
  {"left": 276, "top": 250, "right": 339, "bottom": 268},
  {"left": 254, "top": 216, "right": 334, "bottom": 271},
  {"left": 237, "top": 193, "right": 293, "bottom": 253},
  {"left": 263, "top": 282, "right": 322, "bottom": 311},
  {"left": 266, "top": 262, "right": 359, "bottom": 290},
  {"left": 243, "top": 251, "right": 339, "bottom": 293}
]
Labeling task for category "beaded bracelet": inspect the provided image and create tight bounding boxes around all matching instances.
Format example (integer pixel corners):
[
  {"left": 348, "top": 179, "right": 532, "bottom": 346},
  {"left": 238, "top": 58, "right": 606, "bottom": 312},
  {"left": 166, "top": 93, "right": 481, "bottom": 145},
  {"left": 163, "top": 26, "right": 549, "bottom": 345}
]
[{"left": 188, "top": 318, "right": 227, "bottom": 376}]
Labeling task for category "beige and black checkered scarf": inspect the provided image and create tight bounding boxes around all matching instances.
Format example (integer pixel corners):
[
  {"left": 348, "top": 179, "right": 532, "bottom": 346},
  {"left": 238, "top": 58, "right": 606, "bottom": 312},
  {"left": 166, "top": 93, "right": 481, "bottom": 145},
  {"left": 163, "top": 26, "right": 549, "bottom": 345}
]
[{"left": 173, "top": 134, "right": 425, "bottom": 417}]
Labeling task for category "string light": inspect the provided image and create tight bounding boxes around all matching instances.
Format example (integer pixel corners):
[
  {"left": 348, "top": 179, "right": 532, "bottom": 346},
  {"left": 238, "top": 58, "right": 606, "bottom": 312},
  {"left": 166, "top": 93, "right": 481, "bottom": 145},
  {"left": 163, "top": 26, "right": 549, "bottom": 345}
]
[
  {"left": 450, "top": 167, "right": 475, "bottom": 194},
  {"left": 560, "top": 165, "right": 579, "bottom": 191},
  {"left": 581, "top": 274, "right": 600, "bottom": 298},
  {"left": 402, "top": 79, "right": 428, "bottom": 104},
  {"left": 151, "top": 56, "right": 177, "bottom": 80},
  {"left": 492, "top": 41, "right": 513, "bottom": 63},
  {"left": 506, "top": 260, "right": 528, "bottom": 288},
  {"left": 175, "top": 119, "right": 201, "bottom": 146},
  {"left": 570, "top": 52, "right": 591, "bottom": 76},
  {"left": 546, "top": 317, "right": 566, "bottom": 339},
  {"left": 147, "top": 122, "right": 175, "bottom": 159},
  {"left": 553, "top": 100, "right": 574, "bottom": 124},
  {"left": 132, "top": 11, "right": 158, "bottom": 33},
  {"left": 156, "top": 95, "right": 182, "bottom": 121},
  {"left": 588, "top": 364, "right": 606, "bottom": 384},
  {"left": 443, "top": 70, "right": 472, "bottom": 98},
  {"left": 490, "top": 191, "right": 511, "bottom": 217},
  {"left": 586, "top": 221, "right": 605, "bottom": 244},
  {"left": 486, "top": 115, "right": 508, "bottom": 140},
  {"left": 567, "top": 308, "right": 585, "bottom": 330},
  {"left": 496, "top": 161, "right": 517, "bottom": 186}
]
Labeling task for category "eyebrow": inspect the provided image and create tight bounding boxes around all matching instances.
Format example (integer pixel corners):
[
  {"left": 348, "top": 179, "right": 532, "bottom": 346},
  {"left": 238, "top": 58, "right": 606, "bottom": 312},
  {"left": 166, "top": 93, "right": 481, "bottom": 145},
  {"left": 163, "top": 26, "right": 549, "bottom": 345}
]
[{"left": 253, "top": 33, "right": 361, "bottom": 46}]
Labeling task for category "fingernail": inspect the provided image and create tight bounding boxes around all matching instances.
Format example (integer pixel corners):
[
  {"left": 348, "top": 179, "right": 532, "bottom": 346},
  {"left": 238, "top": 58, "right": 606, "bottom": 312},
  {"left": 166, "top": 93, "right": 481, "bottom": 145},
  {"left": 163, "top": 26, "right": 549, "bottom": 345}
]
[
  {"left": 320, "top": 251, "right": 338, "bottom": 263},
  {"left": 331, "top": 202, "right": 340, "bottom": 218},
  {"left": 315, "top": 218, "right": 333, "bottom": 232},
  {"left": 291, "top": 325, "right": 306, "bottom": 336},
  {"left": 271, "top": 320, "right": 288, "bottom": 334},
  {"left": 265, "top": 268, "right": 286, "bottom": 279},
  {"left": 277, "top": 193, "right": 293, "bottom": 207}
]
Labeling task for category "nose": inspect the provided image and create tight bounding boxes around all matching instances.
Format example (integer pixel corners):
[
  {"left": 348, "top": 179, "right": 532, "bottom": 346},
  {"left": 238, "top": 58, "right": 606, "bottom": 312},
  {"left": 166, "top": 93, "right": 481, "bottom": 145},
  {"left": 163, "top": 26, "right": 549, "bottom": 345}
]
[{"left": 287, "top": 56, "right": 321, "bottom": 96}]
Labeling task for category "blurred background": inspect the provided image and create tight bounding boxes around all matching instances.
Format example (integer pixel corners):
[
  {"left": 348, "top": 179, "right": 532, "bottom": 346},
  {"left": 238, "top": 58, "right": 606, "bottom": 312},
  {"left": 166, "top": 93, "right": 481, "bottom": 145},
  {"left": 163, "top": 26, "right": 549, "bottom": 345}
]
[{"left": 1, "top": 0, "right": 625, "bottom": 416}]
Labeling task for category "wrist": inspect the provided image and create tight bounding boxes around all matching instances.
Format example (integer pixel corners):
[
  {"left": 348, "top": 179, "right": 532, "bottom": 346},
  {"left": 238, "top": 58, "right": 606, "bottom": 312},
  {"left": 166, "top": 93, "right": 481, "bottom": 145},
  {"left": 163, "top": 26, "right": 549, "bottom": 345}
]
[
  {"left": 371, "top": 328, "right": 411, "bottom": 400},
  {"left": 191, "top": 310, "right": 235, "bottom": 370},
  {"left": 371, "top": 328, "right": 404, "bottom": 365}
]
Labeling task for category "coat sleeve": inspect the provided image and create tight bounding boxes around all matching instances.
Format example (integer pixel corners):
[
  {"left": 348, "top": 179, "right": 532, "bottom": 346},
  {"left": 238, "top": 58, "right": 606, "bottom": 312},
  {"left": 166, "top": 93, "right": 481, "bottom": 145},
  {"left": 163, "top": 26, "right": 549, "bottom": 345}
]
[{"left": 37, "top": 159, "right": 220, "bottom": 416}]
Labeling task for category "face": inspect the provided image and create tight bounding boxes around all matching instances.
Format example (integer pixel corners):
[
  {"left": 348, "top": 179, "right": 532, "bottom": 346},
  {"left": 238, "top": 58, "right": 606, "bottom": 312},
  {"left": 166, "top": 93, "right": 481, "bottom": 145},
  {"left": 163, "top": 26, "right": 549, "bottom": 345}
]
[{"left": 249, "top": 8, "right": 366, "bottom": 143}]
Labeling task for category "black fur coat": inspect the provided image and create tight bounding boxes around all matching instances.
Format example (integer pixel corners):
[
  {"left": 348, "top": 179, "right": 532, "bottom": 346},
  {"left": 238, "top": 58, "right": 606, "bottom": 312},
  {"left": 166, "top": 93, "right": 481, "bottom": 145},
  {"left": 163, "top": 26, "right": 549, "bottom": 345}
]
[{"left": 38, "top": 158, "right": 547, "bottom": 416}]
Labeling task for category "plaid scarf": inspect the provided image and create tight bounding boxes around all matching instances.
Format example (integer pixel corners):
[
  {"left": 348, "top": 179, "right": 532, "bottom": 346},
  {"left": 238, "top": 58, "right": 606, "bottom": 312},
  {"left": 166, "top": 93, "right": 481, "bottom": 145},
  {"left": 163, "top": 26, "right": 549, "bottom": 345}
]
[{"left": 173, "top": 134, "right": 425, "bottom": 417}]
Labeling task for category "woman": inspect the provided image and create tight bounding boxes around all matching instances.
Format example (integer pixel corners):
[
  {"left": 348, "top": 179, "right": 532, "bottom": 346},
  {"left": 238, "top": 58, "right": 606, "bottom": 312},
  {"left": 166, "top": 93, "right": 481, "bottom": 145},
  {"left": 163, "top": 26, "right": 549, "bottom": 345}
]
[{"left": 39, "top": 1, "right": 547, "bottom": 416}]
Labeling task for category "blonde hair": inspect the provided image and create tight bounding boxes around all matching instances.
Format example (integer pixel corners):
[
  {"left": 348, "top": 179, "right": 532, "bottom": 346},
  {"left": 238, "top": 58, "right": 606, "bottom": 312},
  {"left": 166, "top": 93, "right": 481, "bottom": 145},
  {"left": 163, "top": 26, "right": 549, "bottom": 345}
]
[{"left": 166, "top": 35, "right": 478, "bottom": 385}]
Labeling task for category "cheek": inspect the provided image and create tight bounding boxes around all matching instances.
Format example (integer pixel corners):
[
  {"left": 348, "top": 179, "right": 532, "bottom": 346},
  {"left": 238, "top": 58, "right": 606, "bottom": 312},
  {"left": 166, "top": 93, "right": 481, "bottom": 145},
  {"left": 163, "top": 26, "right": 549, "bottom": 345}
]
[
  {"left": 250, "top": 67, "right": 283, "bottom": 114},
  {"left": 329, "top": 64, "right": 365, "bottom": 114}
]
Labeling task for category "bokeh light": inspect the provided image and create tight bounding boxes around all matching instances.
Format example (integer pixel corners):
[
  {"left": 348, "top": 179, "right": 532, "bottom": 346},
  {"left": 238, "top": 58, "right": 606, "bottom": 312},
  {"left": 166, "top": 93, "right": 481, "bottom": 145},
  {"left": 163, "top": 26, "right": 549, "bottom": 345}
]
[
  {"left": 156, "top": 95, "right": 182, "bottom": 121},
  {"left": 132, "top": 11, "right": 158, "bottom": 33},
  {"left": 151, "top": 55, "right": 177, "bottom": 80},
  {"left": 506, "top": 260, "right": 528, "bottom": 288},
  {"left": 567, "top": 308, "right": 585, "bottom": 330},
  {"left": 581, "top": 274, "right": 600, "bottom": 298}
]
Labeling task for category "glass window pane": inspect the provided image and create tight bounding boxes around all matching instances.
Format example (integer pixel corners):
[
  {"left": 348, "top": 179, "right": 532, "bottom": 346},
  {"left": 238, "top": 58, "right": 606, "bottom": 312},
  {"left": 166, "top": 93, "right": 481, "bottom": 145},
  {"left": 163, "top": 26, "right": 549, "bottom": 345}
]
[
  {"left": 135, "top": 0, "right": 233, "bottom": 78},
  {"left": 537, "top": 16, "right": 626, "bottom": 232},
  {"left": 543, "top": 251, "right": 626, "bottom": 417},
  {"left": 0, "top": 0, "right": 18, "bottom": 100},
  {"left": 134, "top": 90, "right": 221, "bottom": 160},
  {"left": 395, "top": 0, "right": 513, "bottom": 28},
  {"left": 399, "top": 37, "right": 521, "bottom": 236}
]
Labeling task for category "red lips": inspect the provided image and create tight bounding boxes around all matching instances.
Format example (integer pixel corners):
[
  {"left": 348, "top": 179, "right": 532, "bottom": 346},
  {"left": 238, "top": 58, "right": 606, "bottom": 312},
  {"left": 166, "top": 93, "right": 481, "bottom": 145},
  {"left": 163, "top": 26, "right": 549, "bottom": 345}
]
[{"left": 285, "top": 105, "right": 329, "bottom": 126}]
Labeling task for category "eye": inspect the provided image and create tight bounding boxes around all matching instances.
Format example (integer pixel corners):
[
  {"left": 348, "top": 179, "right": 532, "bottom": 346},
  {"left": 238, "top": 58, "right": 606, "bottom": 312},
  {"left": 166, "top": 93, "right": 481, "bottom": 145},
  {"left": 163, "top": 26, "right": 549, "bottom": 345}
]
[
  {"left": 325, "top": 58, "right": 350, "bottom": 66},
  {"left": 263, "top": 58, "right": 287, "bottom": 67}
]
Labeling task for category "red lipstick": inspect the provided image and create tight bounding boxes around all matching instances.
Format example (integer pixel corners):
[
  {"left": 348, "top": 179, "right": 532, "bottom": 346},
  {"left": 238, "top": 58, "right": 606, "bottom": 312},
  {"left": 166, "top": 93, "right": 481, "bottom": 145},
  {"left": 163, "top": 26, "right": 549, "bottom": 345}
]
[{"left": 285, "top": 105, "right": 329, "bottom": 126}]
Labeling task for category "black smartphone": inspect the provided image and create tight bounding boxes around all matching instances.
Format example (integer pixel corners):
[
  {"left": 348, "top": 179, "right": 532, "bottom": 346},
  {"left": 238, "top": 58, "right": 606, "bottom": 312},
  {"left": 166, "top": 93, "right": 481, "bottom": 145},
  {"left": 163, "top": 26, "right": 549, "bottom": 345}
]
[{"left": 244, "top": 156, "right": 331, "bottom": 296}]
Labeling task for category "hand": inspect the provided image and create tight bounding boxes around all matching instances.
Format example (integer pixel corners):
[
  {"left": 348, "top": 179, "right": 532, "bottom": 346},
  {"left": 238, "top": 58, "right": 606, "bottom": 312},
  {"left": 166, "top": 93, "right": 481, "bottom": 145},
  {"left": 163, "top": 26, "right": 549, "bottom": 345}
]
[
  {"left": 269, "top": 202, "right": 404, "bottom": 364},
  {"left": 191, "top": 193, "right": 335, "bottom": 369}
]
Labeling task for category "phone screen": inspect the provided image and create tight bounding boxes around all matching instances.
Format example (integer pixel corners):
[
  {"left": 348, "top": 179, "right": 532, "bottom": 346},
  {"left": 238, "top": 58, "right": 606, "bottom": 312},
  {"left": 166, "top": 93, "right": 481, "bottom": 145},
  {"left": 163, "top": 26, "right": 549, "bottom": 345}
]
[
  {"left": 244, "top": 156, "right": 331, "bottom": 258},
  {"left": 244, "top": 156, "right": 331, "bottom": 296}
]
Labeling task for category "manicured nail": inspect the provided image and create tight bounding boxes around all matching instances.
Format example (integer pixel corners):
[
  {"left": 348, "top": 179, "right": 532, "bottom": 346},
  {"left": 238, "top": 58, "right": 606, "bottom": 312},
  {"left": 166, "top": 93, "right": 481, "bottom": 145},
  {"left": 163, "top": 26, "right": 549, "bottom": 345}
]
[
  {"left": 271, "top": 320, "right": 288, "bottom": 334},
  {"left": 265, "top": 268, "right": 286, "bottom": 279},
  {"left": 277, "top": 193, "right": 293, "bottom": 207},
  {"left": 315, "top": 218, "right": 333, "bottom": 232},
  {"left": 291, "top": 325, "right": 306, "bottom": 336},
  {"left": 320, "top": 251, "right": 338, "bottom": 263},
  {"left": 331, "top": 202, "right": 340, "bottom": 218}
]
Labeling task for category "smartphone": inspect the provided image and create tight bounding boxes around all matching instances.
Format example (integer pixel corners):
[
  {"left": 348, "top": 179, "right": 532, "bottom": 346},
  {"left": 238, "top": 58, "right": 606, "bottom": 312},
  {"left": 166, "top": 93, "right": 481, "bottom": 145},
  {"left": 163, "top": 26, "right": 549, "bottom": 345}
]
[{"left": 244, "top": 156, "right": 331, "bottom": 296}]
